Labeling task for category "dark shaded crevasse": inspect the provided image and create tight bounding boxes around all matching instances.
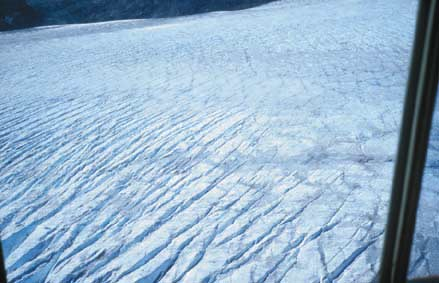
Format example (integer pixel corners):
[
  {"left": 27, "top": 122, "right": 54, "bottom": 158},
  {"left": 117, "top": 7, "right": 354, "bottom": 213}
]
[{"left": 1, "top": 0, "right": 276, "bottom": 31}]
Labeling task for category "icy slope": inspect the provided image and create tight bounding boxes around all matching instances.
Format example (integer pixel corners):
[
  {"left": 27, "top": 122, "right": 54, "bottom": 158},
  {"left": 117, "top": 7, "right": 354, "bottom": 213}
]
[{"left": 0, "top": 0, "right": 428, "bottom": 282}]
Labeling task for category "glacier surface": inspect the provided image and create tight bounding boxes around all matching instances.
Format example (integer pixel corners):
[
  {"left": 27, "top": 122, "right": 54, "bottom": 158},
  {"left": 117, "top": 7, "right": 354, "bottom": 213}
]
[{"left": 1, "top": 0, "right": 437, "bottom": 282}]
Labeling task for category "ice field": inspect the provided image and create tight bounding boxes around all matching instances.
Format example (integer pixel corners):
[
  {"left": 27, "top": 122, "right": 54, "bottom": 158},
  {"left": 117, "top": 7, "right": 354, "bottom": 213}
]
[{"left": 1, "top": 0, "right": 438, "bottom": 282}]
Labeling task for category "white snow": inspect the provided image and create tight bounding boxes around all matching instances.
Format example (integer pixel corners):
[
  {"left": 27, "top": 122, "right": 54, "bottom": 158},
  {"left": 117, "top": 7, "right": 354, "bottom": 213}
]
[{"left": 1, "top": 0, "right": 435, "bottom": 282}]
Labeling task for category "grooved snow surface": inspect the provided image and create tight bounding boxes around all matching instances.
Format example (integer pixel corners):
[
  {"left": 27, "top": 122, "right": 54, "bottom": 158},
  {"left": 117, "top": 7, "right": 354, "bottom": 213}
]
[{"left": 1, "top": 0, "right": 434, "bottom": 282}]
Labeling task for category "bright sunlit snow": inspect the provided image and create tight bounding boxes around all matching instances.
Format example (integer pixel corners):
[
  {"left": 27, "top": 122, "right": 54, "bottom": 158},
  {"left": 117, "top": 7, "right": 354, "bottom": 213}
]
[{"left": 1, "top": 0, "right": 437, "bottom": 282}]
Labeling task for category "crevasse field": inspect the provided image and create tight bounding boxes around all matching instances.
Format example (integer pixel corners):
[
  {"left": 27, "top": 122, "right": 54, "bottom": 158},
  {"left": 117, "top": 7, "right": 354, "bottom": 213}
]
[{"left": 1, "top": 0, "right": 439, "bottom": 282}]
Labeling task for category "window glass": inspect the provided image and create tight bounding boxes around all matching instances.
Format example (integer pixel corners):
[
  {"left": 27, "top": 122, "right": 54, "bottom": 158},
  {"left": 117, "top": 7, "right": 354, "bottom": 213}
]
[
  {"left": 0, "top": 0, "right": 419, "bottom": 282},
  {"left": 408, "top": 92, "right": 439, "bottom": 279}
]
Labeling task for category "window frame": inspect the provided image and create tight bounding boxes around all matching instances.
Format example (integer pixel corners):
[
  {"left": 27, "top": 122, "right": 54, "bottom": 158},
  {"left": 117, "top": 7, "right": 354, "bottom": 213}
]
[{"left": 379, "top": 0, "right": 439, "bottom": 282}]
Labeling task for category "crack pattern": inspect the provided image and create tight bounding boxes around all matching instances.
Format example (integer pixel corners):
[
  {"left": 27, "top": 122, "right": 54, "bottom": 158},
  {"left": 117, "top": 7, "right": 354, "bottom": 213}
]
[{"left": 0, "top": 0, "right": 427, "bottom": 282}]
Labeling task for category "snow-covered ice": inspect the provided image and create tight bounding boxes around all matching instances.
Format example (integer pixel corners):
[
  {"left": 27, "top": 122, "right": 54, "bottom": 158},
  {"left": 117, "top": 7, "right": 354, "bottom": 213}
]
[{"left": 1, "top": 0, "right": 437, "bottom": 282}]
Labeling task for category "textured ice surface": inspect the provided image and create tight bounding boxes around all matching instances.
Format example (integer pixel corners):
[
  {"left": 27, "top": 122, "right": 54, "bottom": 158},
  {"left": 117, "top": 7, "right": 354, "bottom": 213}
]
[{"left": 0, "top": 0, "right": 429, "bottom": 282}]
